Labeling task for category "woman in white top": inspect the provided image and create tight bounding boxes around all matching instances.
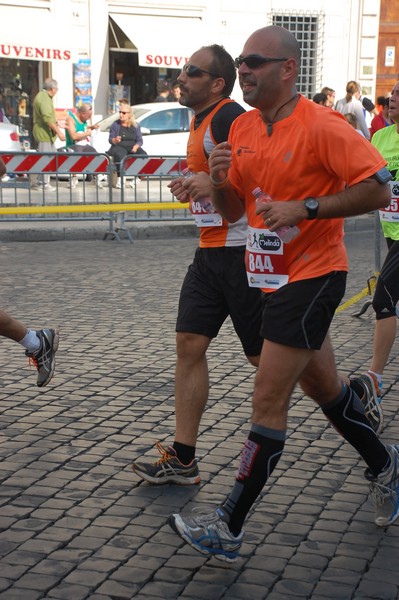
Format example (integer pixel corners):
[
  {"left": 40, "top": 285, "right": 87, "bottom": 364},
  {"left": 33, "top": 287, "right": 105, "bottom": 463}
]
[{"left": 335, "top": 80, "right": 370, "bottom": 139}]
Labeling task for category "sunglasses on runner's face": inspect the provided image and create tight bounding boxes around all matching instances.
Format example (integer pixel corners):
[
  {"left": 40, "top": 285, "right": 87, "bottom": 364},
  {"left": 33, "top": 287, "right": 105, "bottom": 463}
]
[
  {"left": 182, "top": 63, "right": 221, "bottom": 78},
  {"left": 119, "top": 111, "right": 129, "bottom": 114},
  {"left": 234, "top": 55, "right": 288, "bottom": 69}
]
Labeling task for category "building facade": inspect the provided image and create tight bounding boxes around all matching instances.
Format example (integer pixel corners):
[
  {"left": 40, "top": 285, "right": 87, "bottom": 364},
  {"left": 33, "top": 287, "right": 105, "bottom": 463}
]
[{"left": 0, "top": 0, "right": 396, "bottom": 146}]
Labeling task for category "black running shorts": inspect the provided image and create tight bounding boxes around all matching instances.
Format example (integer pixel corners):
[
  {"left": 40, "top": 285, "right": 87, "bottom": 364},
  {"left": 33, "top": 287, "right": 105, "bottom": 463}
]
[
  {"left": 373, "top": 240, "right": 399, "bottom": 320},
  {"left": 260, "top": 271, "right": 347, "bottom": 350},
  {"left": 176, "top": 246, "right": 264, "bottom": 357}
]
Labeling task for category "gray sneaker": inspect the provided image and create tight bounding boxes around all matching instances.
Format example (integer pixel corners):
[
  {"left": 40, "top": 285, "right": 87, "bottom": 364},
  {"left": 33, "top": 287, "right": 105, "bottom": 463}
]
[
  {"left": 366, "top": 444, "right": 399, "bottom": 527},
  {"left": 26, "top": 328, "right": 59, "bottom": 387},
  {"left": 132, "top": 442, "right": 200, "bottom": 485},
  {"left": 168, "top": 507, "right": 243, "bottom": 563},
  {"left": 353, "top": 372, "right": 384, "bottom": 434}
]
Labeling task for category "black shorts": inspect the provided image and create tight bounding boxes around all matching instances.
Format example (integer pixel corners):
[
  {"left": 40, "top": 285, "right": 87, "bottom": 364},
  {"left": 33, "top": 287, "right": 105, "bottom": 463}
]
[
  {"left": 176, "top": 246, "right": 264, "bottom": 357},
  {"left": 373, "top": 240, "right": 399, "bottom": 320},
  {"left": 260, "top": 271, "right": 347, "bottom": 350}
]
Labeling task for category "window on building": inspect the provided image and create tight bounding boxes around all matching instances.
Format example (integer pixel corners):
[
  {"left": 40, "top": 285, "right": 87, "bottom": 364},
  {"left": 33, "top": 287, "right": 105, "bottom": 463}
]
[{"left": 271, "top": 11, "right": 324, "bottom": 98}]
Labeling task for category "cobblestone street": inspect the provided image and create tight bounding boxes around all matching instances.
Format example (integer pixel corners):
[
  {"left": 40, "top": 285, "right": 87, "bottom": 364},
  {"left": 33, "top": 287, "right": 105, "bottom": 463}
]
[{"left": 0, "top": 231, "right": 398, "bottom": 600}]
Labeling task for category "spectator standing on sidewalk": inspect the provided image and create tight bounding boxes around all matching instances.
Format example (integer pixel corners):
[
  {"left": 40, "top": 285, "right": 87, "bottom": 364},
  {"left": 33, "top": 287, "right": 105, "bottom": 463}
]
[
  {"left": 370, "top": 97, "right": 392, "bottom": 139},
  {"left": 335, "top": 80, "right": 370, "bottom": 139},
  {"left": 312, "top": 92, "right": 328, "bottom": 106},
  {"left": 168, "top": 81, "right": 181, "bottom": 101},
  {"left": 131, "top": 44, "right": 263, "bottom": 485},
  {"left": 168, "top": 26, "right": 395, "bottom": 564},
  {"left": 32, "top": 78, "right": 65, "bottom": 191},
  {"left": 154, "top": 80, "right": 170, "bottom": 102},
  {"left": 321, "top": 86, "right": 335, "bottom": 108}
]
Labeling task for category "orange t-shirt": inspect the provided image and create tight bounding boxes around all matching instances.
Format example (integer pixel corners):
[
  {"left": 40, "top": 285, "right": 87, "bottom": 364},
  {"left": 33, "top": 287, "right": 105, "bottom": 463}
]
[{"left": 228, "top": 96, "right": 387, "bottom": 289}]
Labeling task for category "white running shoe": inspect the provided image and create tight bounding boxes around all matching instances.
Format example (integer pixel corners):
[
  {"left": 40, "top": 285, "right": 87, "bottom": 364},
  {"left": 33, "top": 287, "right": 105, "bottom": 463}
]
[
  {"left": 366, "top": 444, "right": 399, "bottom": 527},
  {"left": 169, "top": 507, "right": 243, "bottom": 563}
]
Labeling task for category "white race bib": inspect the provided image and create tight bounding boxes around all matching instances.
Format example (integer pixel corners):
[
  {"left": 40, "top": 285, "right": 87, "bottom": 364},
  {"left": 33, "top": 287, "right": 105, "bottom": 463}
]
[
  {"left": 245, "top": 226, "right": 289, "bottom": 289},
  {"left": 190, "top": 198, "right": 222, "bottom": 228},
  {"left": 379, "top": 181, "right": 399, "bottom": 222}
]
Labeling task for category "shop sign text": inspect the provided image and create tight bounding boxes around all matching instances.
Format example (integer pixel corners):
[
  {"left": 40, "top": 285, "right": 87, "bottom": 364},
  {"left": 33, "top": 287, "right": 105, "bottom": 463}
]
[
  {"left": 145, "top": 54, "right": 190, "bottom": 68},
  {"left": 0, "top": 45, "right": 71, "bottom": 62}
]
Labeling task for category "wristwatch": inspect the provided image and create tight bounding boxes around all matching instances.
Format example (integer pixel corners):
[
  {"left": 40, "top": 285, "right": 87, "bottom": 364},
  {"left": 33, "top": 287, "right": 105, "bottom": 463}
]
[{"left": 304, "top": 197, "right": 319, "bottom": 220}]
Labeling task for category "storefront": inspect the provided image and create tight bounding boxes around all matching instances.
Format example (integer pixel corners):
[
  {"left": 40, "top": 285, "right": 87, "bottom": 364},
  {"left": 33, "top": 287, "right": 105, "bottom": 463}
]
[
  {"left": 0, "top": 1, "right": 210, "bottom": 135},
  {"left": 0, "top": 1, "right": 77, "bottom": 146},
  {"left": 107, "top": 10, "right": 205, "bottom": 106}
]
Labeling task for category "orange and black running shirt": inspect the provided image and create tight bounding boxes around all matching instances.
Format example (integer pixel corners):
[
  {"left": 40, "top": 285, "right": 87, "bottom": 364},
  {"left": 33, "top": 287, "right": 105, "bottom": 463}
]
[
  {"left": 227, "top": 95, "right": 387, "bottom": 291},
  {"left": 186, "top": 99, "right": 246, "bottom": 248}
]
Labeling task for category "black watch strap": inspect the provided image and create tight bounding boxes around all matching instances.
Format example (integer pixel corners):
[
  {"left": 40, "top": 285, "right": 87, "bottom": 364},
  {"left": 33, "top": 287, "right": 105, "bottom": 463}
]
[{"left": 305, "top": 197, "right": 319, "bottom": 220}]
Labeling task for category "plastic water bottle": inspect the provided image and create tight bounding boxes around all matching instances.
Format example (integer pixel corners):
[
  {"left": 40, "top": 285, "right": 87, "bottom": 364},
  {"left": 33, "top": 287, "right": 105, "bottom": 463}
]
[
  {"left": 183, "top": 168, "right": 213, "bottom": 212},
  {"left": 252, "top": 187, "right": 300, "bottom": 243}
]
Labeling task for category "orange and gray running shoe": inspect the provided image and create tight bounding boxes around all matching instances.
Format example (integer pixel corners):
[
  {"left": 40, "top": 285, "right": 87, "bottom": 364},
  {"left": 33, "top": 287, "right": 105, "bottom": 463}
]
[
  {"left": 132, "top": 442, "right": 200, "bottom": 485},
  {"left": 26, "top": 328, "right": 59, "bottom": 387}
]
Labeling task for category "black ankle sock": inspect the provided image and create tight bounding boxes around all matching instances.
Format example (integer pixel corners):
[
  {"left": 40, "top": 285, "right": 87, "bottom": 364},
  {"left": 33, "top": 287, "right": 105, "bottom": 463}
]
[
  {"left": 172, "top": 442, "right": 195, "bottom": 465},
  {"left": 322, "top": 384, "right": 389, "bottom": 475}
]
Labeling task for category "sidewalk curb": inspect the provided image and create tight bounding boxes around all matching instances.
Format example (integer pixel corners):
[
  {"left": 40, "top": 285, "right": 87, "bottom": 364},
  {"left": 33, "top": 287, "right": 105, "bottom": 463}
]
[
  {"left": 0, "top": 220, "right": 198, "bottom": 242},
  {"left": 0, "top": 214, "right": 374, "bottom": 242}
]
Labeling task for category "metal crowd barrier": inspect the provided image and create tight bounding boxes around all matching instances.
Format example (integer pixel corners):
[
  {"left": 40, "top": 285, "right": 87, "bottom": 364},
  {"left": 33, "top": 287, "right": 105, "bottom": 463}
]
[{"left": 0, "top": 151, "right": 192, "bottom": 240}]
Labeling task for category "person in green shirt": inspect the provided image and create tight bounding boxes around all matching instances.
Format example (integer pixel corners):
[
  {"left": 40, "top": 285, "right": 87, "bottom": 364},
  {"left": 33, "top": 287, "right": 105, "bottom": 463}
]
[
  {"left": 64, "top": 104, "right": 102, "bottom": 189},
  {"left": 32, "top": 78, "right": 65, "bottom": 191},
  {"left": 354, "top": 80, "right": 399, "bottom": 416}
]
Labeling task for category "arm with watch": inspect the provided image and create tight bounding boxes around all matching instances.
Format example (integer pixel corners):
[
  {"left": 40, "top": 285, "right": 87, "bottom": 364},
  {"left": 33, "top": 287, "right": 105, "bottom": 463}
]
[{"left": 255, "top": 168, "right": 392, "bottom": 232}]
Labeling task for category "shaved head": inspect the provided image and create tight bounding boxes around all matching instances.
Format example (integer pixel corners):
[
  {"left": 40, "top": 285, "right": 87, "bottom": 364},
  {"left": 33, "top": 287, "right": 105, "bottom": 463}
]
[
  {"left": 245, "top": 26, "right": 301, "bottom": 65},
  {"left": 238, "top": 26, "right": 300, "bottom": 118}
]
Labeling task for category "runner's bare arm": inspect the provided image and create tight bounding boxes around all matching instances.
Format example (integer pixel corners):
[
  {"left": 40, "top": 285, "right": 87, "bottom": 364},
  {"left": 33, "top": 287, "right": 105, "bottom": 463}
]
[
  {"left": 208, "top": 142, "right": 245, "bottom": 223},
  {"left": 256, "top": 177, "right": 391, "bottom": 232}
]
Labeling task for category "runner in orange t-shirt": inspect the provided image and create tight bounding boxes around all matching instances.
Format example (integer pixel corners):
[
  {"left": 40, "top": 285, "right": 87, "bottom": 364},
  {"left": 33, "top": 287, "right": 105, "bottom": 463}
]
[{"left": 169, "top": 26, "right": 397, "bottom": 563}]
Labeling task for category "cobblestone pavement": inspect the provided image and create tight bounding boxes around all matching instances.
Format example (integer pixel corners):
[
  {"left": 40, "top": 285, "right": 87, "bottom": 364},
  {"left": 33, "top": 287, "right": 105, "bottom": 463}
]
[{"left": 0, "top": 231, "right": 398, "bottom": 600}]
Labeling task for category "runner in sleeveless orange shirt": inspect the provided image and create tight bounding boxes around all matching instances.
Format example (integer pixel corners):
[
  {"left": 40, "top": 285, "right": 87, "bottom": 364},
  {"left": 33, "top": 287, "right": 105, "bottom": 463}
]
[{"left": 132, "top": 44, "right": 264, "bottom": 486}]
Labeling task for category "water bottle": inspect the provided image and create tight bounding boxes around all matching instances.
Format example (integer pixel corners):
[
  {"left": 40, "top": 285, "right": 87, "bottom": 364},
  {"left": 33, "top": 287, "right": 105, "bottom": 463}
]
[
  {"left": 183, "top": 168, "right": 213, "bottom": 212},
  {"left": 252, "top": 187, "right": 299, "bottom": 243}
]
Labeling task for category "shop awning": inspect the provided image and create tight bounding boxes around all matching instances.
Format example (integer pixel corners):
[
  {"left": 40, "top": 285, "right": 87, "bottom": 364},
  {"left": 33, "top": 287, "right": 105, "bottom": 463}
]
[
  {"left": 0, "top": 6, "right": 72, "bottom": 62},
  {"left": 109, "top": 13, "right": 204, "bottom": 69}
]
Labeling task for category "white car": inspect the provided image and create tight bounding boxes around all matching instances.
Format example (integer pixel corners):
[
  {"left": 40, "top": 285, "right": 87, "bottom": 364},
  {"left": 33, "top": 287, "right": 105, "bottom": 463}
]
[
  {"left": 90, "top": 102, "right": 193, "bottom": 157},
  {"left": 0, "top": 122, "right": 22, "bottom": 152}
]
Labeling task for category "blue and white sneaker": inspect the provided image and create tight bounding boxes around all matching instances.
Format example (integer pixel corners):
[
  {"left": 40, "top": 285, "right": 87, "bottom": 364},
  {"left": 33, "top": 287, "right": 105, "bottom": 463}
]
[
  {"left": 168, "top": 507, "right": 243, "bottom": 563},
  {"left": 366, "top": 444, "right": 399, "bottom": 527}
]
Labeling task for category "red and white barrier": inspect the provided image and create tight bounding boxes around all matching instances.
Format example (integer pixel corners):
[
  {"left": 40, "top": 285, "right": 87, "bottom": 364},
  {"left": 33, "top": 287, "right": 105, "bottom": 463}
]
[
  {"left": 0, "top": 152, "right": 109, "bottom": 174},
  {"left": 123, "top": 156, "right": 187, "bottom": 177},
  {"left": 0, "top": 152, "right": 188, "bottom": 177}
]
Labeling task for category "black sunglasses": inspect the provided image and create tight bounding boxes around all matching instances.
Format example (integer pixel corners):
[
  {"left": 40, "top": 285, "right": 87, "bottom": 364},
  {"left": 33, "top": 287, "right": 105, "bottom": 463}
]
[
  {"left": 182, "top": 63, "right": 221, "bottom": 78},
  {"left": 234, "top": 55, "right": 288, "bottom": 69}
]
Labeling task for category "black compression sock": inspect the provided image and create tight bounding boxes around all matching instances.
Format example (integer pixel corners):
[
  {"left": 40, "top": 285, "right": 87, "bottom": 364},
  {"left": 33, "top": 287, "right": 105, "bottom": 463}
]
[
  {"left": 222, "top": 424, "right": 285, "bottom": 536},
  {"left": 172, "top": 442, "right": 196, "bottom": 465},
  {"left": 322, "top": 384, "right": 389, "bottom": 475}
]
